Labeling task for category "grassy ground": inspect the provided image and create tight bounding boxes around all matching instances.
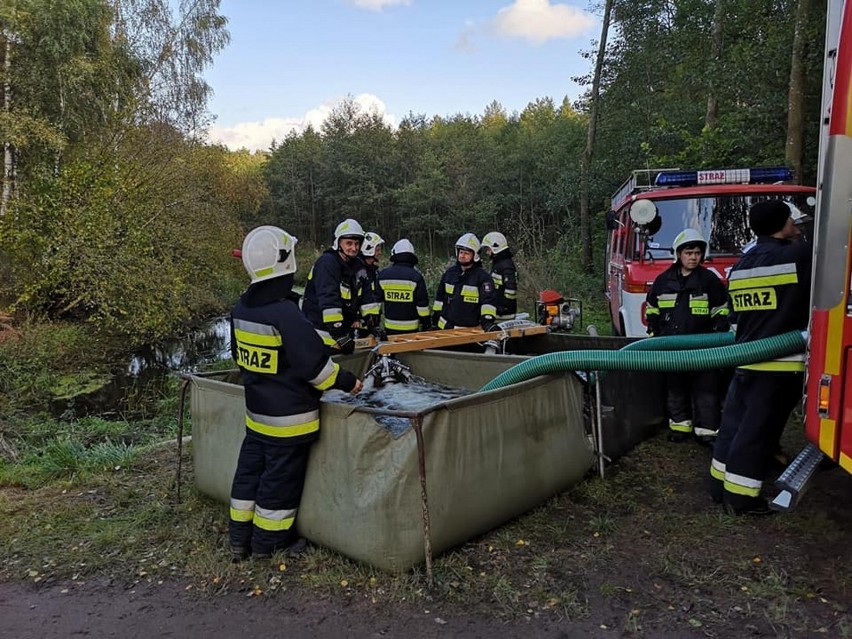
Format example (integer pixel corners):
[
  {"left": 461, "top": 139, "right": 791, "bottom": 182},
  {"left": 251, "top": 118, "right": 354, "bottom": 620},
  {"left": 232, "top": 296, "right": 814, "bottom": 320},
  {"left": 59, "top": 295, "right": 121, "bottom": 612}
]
[{"left": 1, "top": 416, "right": 849, "bottom": 637}]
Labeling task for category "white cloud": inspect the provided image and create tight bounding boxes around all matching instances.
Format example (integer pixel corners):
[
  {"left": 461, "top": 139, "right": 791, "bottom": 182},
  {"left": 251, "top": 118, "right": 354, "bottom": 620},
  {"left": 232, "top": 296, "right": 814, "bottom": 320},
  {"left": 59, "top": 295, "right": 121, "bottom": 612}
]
[
  {"left": 491, "top": 0, "right": 596, "bottom": 45},
  {"left": 206, "top": 94, "right": 397, "bottom": 152},
  {"left": 346, "top": 0, "right": 411, "bottom": 11}
]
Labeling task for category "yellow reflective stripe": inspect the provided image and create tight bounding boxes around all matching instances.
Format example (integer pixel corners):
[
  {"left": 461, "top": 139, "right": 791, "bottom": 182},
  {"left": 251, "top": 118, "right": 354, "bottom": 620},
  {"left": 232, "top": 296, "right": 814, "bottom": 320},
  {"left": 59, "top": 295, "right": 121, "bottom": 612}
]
[
  {"left": 322, "top": 307, "right": 344, "bottom": 322},
  {"left": 360, "top": 302, "right": 381, "bottom": 316},
  {"left": 253, "top": 507, "right": 296, "bottom": 531},
  {"left": 246, "top": 412, "right": 320, "bottom": 438},
  {"left": 444, "top": 283, "right": 453, "bottom": 294},
  {"left": 646, "top": 307, "right": 660, "bottom": 316},
  {"left": 710, "top": 459, "right": 725, "bottom": 480},
  {"left": 504, "top": 290, "right": 517, "bottom": 299},
  {"left": 481, "top": 304, "right": 497, "bottom": 316},
  {"left": 711, "top": 305, "right": 729, "bottom": 316},
  {"left": 432, "top": 301, "right": 444, "bottom": 311},
  {"left": 739, "top": 361, "right": 805, "bottom": 372},
  {"left": 461, "top": 285, "right": 478, "bottom": 296},
  {"left": 314, "top": 328, "right": 337, "bottom": 347},
  {"left": 384, "top": 318, "right": 420, "bottom": 330},
  {"left": 728, "top": 273, "right": 798, "bottom": 291},
  {"left": 723, "top": 473, "right": 762, "bottom": 497},
  {"left": 417, "top": 306, "right": 430, "bottom": 317},
  {"left": 230, "top": 507, "right": 254, "bottom": 522},
  {"left": 689, "top": 300, "right": 709, "bottom": 307},
  {"left": 340, "top": 286, "right": 352, "bottom": 300},
  {"left": 310, "top": 359, "right": 340, "bottom": 390},
  {"left": 229, "top": 498, "right": 255, "bottom": 522},
  {"left": 437, "top": 317, "right": 447, "bottom": 329},
  {"left": 669, "top": 420, "right": 692, "bottom": 433},
  {"left": 492, "top": 273, "right": 504, "bottom": 285},
  {"left": 234, "top": 328, "right": 283, "bottom": 347},
  {"left": 232, "top": 319, "right": 283, "bottom": 346}
]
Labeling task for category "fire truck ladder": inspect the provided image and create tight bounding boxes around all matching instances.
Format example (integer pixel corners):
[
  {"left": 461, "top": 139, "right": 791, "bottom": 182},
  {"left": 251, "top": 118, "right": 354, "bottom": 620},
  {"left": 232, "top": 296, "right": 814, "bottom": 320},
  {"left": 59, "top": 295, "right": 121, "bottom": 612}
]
[{"left": 770, "top": 443, "right": 827, "bottom": 512}]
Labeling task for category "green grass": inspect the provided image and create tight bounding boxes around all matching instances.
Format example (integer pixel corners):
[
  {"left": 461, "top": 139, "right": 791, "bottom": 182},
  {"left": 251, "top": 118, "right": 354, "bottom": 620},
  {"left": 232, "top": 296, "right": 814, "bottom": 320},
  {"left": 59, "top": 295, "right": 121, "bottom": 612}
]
[{"left": 0, "top": 432, "right": 849, "bottom": 637}]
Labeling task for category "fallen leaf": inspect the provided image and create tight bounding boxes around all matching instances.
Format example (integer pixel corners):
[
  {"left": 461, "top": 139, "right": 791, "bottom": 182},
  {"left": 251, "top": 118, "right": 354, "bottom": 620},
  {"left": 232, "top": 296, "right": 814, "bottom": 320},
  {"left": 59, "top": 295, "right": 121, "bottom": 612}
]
[{"left": 340, "top": 579, "right": 349, "bottom": 587}]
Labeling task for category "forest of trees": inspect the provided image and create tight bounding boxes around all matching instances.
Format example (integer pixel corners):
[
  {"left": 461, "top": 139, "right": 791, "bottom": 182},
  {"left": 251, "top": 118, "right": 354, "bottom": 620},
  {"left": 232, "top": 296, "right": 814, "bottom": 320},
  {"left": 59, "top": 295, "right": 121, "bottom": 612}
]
[{"left": 0, "top": 0, "right": 827, "bottom": 344}]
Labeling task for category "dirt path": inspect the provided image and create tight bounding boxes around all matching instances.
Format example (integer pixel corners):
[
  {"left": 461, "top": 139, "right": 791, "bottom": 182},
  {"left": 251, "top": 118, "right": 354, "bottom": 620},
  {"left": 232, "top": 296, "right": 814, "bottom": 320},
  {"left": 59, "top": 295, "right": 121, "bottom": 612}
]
[{"left": 0, "top": 578, "right": 704, "bottom": 639}]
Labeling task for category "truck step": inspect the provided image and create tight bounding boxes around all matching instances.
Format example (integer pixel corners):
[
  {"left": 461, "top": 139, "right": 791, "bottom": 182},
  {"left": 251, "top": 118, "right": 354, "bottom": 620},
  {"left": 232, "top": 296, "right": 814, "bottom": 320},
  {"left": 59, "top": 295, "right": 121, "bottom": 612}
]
[{"left": 770, "top": 443, "right": 826, "bottom": 512}]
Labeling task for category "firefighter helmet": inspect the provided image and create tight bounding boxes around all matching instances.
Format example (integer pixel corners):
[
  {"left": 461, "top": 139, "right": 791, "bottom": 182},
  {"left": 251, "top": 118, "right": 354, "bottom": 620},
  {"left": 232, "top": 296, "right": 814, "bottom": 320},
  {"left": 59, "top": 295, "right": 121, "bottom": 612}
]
[
  {"left": 455, "top": 232, "right": 481, "bottom": 262},
  {"left": 362, "top": 232, "right": 385, "bottom": 257},
  {"left": 241, "top": 226, "right": 298, "bottom": 284},
  {"left": 482, "top": 231, "right": 509, "bottom": 255},
  {"left": 672, "top": 228, "right": 707, "bottom": 261},
  {"left": 391, "top": 238, "right": 415, "bottom": 257},
  {"left": 332, "top": 218, "right": 365, "bottom": 250}
]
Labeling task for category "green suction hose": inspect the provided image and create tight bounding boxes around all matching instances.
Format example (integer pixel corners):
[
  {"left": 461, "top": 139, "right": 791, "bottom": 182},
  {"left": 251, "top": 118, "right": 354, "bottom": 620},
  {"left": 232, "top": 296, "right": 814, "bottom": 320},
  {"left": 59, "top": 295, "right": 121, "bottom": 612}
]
[
  {"left": 479, "top": 330, "right": 805, "bottom": 392},
  {"left": 620, "top": 331, "right": 734, "bottom": 351}
]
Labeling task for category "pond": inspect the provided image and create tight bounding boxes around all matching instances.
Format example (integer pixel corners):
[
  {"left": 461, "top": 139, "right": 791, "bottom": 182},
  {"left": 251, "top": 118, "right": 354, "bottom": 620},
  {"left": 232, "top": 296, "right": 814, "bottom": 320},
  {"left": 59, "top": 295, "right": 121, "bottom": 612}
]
[{"left": 52, "top": 316, "right": 233, "bottom": 420}]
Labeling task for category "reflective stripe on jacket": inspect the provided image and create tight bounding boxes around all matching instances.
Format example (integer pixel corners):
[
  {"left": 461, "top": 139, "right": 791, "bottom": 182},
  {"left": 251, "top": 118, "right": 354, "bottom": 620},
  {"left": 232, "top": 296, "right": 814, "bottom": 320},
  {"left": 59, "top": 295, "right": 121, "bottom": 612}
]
[
  {"left": 301, "top": 250, "right": 379, "bottom": 345},
  {"left": 378, "top": 262, "right": 431, "bottom": 333},
  {"left": 727, "top": 236, "right": 812, "bottom": 371},
  {"left": 432, "top": 262, "right": 497, "bottom": 328},
  {"left": 644, "top": 264, "right": 730, "bottom": 337},
  {"left": 231, "top": 278, "right": 357, "bottom": 444}
]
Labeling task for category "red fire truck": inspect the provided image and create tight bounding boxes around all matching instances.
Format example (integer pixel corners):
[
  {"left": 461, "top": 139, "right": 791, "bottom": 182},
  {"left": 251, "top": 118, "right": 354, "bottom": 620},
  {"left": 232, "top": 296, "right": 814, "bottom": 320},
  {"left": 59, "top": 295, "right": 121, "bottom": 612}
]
[
  {"left": 605, "top": 168, "right": 816, "bottom": 337},
  {"left": 774, "top": 0, "right": 852, "bottom": 509}
]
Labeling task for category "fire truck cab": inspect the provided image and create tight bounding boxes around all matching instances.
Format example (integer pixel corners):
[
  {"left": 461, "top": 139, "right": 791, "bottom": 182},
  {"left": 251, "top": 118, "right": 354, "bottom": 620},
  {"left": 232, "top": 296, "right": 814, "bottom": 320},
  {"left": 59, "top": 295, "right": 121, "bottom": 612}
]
[{"left": 604, "top": 168, "right": 816, "bottom": 337}]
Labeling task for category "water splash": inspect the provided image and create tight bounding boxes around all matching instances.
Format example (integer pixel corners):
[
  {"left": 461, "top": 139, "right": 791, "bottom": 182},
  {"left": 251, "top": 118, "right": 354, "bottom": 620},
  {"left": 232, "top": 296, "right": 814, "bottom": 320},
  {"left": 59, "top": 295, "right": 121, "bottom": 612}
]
[{"left": 324, "top": 376, "right": 472, "bottom": 437}]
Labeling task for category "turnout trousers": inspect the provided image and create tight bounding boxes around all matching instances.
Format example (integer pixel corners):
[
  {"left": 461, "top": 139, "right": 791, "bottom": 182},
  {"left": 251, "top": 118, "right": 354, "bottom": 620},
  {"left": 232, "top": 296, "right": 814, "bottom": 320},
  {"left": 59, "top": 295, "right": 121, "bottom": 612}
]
[
  {"left": 228, "top": 433, "right": 312, "bottom": 555},
  {"left": 666, "top": 370, "right": 722, "bottom": 437},
  {"left": 709, "top": 369, "right": 803, "bottom": 511}
]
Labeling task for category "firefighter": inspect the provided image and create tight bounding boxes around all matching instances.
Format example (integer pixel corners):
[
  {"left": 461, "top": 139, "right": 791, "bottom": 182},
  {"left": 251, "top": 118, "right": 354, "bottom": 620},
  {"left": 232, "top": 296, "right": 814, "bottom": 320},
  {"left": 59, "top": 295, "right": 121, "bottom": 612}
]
[
  {"left": 481, "top": 231, "right": 518, "bottom": 320},
  {"left": 229, "top": 226, "right": 363, "bottom": 561},
  {"left": 709, "top": 200, "right": 812, "bottom": 515},
  {"left": 645, "top": 228, "right": 730, "bottom": 445},
  {"left": 360, "top": 231, "right": 385, "bottom": 302},
  {"left": 432, "top": 233, "right": 498, "bottom": 332},
  {"left": 377, "top": 239, "right": 431, "bottom": 335},
  {"left": 301, "top": 219, "right": 381, "bottom": 353}
]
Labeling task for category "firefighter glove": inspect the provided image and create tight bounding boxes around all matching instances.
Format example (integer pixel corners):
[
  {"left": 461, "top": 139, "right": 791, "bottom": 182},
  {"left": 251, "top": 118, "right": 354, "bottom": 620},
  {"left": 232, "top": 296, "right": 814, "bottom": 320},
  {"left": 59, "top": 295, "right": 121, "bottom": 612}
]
[{"left": 335, "top": 334, "right": 355, "bottom": 355}]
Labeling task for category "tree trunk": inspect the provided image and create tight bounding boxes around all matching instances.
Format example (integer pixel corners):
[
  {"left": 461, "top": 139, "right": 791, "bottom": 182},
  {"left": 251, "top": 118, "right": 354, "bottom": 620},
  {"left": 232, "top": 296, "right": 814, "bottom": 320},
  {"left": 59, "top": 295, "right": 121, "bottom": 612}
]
[
  {"left": 2, "top": 34, "right": 13, "bottom": 216},
  {"left": 579, "top": 0, "right": 613, "bottom": 273},
  {"left": 786, "top": 0, "right": 811, "bottom": 182},
  {"left": 705, "top": 0, "right": 725, "bottom": 129}
]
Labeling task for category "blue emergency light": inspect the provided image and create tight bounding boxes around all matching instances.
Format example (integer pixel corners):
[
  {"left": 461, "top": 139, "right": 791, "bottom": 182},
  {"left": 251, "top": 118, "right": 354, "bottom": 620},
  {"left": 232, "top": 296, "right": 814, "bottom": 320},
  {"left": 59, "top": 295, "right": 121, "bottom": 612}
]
[{"left": 654, "top": 167, "right": 793, "bottom": 187}]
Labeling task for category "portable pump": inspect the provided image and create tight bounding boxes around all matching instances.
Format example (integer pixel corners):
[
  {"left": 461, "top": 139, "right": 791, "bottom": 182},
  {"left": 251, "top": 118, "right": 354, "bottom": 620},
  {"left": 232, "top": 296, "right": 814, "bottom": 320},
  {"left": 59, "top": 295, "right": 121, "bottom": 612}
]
[{"left": 536, "top": 290, "right": 582, "bottom": 331}]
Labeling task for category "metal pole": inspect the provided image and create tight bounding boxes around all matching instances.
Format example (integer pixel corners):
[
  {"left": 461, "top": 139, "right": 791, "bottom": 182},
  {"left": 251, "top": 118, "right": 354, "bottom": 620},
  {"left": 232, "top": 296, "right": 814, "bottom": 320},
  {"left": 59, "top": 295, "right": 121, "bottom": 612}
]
[
  {"left": 594, "top": 372, "right": 606, "bottom": 479},
  {"left": 412, "top": 415, "right": 434, "bottom": 587},
  {"left": 175, "top": 377, "right": 190, "bottom": 504}
]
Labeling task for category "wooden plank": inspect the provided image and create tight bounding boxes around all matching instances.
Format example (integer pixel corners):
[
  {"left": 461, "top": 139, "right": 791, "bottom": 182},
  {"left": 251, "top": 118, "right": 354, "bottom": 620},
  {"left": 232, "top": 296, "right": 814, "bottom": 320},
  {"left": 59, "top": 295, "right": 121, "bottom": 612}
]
[{"left": 354, "top": 325, "right": 548, "bottom": 355}]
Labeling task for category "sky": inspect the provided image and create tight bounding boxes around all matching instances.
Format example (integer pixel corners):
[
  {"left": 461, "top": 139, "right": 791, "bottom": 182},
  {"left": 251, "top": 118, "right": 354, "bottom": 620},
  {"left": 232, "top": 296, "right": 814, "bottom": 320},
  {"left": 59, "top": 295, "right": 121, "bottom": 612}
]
[{"left": 204, "top": 0, "right": 601, "bottom": 152}]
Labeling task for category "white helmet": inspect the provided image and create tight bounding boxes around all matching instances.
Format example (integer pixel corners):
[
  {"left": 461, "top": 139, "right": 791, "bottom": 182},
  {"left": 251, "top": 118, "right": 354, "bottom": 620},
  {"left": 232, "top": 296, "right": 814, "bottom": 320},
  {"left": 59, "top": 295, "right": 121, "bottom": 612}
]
[
  {"left": 332, "top": 218, "right": 365, "bottom": 250},
  {"left": 455, "top": 232, "right": 481, "bottom": 262},
  {"left": 482, "top": 231, "right": 509, "bottom": 255},
  {"left": 672, "top": 228, "right": 707, "bottom": 262},
  {"left": 391, "top": 238, "right": 415, "bottom": 257},
  {"left": 362, "top": 232, "right": 385, "bottom": 257},
  {"left": 241, "top": 226, "right": 298, "bottom": 284}
]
